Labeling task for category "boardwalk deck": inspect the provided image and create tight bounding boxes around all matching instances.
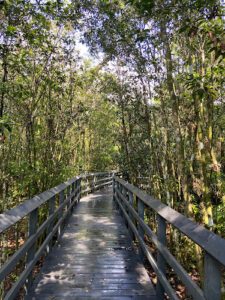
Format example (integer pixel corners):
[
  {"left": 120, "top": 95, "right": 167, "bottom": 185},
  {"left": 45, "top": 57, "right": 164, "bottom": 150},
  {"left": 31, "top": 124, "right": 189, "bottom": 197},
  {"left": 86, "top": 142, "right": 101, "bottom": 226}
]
[{"left": 27, "top": 187, "right": 156, "bottom": 300}]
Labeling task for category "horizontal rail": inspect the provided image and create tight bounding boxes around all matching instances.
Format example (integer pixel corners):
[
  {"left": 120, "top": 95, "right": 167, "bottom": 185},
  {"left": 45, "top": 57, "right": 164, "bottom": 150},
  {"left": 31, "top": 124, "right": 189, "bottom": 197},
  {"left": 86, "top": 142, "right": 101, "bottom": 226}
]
[
  {"left": 0, "top": 172, "right": 112, "bottom": 233},
  {"left": 0, "top": 187, "right": 78, "bottom": 282},
  {"left": 114, "top": 176, "right": 225, "bottom": 266},
  {"left": 0, "top": 171, "right": 113, "bottom": 299},
  {"left": 4, "top": 190, "right": 81, "bottom": 300},
  {"left": 82, "top": 181, "right": 112, "bottom": 195},
  {"left": 115, "top": 192, "right": 179, "bottom": 300},
  {"left": 115, "top": 188, "right": 204, "bottom": 300},
  {"left": 113, "top": 176, "right": 225, "bottom": 300},
  {"left": 82, "top": 177, "right": 112, "bottom": 188}
]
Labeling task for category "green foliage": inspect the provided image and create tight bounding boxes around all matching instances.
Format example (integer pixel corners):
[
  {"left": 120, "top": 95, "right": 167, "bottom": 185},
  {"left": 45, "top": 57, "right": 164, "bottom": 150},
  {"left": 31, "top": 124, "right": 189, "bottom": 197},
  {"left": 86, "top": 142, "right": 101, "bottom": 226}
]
[
  {"left": 67, "top": 0, "right": 225, "bottom": 236},
  {"left": 0, "top": 0, "right": 120, "bottom": 213},
  {"left": 0, "top": 0, "right": 224, "bottom": 232},
  {"left": 0, "top": 0, "right": 225, "bottom": 297}
]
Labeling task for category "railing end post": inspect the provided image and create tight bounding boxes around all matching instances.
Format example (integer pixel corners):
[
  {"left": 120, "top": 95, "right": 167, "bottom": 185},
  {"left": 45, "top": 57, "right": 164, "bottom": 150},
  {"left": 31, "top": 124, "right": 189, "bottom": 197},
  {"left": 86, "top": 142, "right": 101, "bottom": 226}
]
[
  {"left": 25, "top": 208, "right": 38, "bottom": 293},
  {"left": 156, "top": 215, "right": 166, "bottom": 300},
  {"left": 204, "top": 253, "right": 221, "bottom": 300}
]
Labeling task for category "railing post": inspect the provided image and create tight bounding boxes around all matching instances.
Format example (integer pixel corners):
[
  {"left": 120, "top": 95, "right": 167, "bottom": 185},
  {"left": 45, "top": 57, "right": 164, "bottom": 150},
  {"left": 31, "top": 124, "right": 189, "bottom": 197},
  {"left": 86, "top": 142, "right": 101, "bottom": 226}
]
[
  {"left": 118, "top": 183, "right": 123, "bottom": 215},
  {"left": 74, "top": 180, "right": 77, "bottom": 200},
  {"left": 47, "top": 195, "right": 55, "bottom": 254},
  {"left": 122, "top": 187, "right": 128, "bottom": 227},
  {"left": 156, "top": 215, "right": 166, "bottom": 300},
  {"left": 113, "top": 176, "right": 115, "bottom": 201},
  {"left": 93, "top": 176, "right": 96, "bottom": 193},
  {"left": 58, "top": 190, "right": 64, "bottom": 238},
  {"left": 71, "top": 182, "right": 75, "bottom": 209},
  {"left": 204, "top": 253, "right": 221, "bottom": 300},
  {"left": 25, "top": 208, "right": 38, "bottom": 293},
  {"left": 114, "top": 180, "right": 119, "bottom": 209},
  {"left": 138, "top": 197, "right": 144, "bottom": 262},
  {"left": 128, "top": 191, "right": 135, "bottom": 240},
  {"left": 86, "top": 177, "right": 89, "bottom": 195},
  {"left": 96, "top": 176, "right": 99, "bottom": 191},
  {"left": 66, "top": 185, "right": 70, "bottom": 222},
  {"left": 79, "top": 178, "right": 81, "bottom": 201}
]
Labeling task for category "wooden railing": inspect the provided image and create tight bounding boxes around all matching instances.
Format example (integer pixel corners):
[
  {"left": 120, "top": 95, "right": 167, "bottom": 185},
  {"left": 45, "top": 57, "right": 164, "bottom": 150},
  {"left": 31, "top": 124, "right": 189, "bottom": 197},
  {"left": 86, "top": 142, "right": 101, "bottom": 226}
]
[
  {"left": 113, "top": 175, "right": 225, "bottom": 300},
  {"left": 0, "top": 172, "right": 113, "bottom": 300}
]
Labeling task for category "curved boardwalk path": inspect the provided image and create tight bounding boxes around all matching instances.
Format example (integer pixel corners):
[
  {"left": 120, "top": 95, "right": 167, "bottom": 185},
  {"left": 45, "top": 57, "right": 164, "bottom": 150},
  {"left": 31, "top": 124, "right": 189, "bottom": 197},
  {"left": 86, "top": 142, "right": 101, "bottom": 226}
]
[{"left": 27, "top": 188, "right": 156, "bottom": 300}]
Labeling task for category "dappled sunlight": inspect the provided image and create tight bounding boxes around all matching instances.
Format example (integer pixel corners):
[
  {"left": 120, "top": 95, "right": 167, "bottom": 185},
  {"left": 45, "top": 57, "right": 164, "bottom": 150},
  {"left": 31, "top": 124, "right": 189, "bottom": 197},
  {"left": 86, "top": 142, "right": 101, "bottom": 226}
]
[{"left": 27, "top": 188, "right": 156, "bottom": 298}]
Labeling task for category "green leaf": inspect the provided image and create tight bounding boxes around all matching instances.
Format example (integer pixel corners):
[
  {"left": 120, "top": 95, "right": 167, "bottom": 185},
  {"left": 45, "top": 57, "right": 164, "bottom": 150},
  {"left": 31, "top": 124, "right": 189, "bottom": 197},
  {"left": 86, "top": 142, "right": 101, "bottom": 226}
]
[{"left": 7, "top": 26, "right": 17, "bottom": 32}]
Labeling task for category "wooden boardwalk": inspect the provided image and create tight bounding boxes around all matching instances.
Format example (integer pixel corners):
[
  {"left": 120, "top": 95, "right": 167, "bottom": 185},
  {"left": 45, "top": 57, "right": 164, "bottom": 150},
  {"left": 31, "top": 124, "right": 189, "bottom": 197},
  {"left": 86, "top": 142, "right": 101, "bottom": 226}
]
[{"left": 27, "top": 187, "right": 156, "bottom": 299}]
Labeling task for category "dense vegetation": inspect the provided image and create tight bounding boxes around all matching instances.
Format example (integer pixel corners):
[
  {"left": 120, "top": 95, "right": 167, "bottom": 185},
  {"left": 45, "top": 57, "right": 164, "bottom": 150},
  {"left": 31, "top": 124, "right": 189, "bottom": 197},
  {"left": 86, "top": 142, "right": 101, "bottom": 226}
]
[{"left": 0, "top": 0, "right": 224, "bottom": 298}]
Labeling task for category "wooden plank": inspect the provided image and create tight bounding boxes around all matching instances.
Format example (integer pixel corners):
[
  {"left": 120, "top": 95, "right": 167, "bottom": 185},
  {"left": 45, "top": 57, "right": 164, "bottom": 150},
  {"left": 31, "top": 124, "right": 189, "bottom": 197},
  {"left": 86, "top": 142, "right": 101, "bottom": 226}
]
[{"left": 27, "top": 188, "right": 156, "bottom": 299}]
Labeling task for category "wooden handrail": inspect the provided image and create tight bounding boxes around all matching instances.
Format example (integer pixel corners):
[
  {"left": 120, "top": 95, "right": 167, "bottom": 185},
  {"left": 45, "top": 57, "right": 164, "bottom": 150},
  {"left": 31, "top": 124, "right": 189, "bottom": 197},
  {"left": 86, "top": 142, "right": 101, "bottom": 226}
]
[
  {"left": 113, "top": 175, "right": 225, "bottom": 300},
  {"left": 0, "top": 172, "right": 113, "bottom": 234},
  {"left": 0, "top": 171, "right": 113, "bottom": 299}
]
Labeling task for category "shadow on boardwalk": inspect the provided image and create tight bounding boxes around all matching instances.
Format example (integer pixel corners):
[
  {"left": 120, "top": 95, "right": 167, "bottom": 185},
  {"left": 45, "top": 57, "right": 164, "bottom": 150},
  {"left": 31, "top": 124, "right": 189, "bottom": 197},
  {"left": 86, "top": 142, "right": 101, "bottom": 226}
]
[{"left": 27, "top": 187, "right": 156, "bottom": 299}]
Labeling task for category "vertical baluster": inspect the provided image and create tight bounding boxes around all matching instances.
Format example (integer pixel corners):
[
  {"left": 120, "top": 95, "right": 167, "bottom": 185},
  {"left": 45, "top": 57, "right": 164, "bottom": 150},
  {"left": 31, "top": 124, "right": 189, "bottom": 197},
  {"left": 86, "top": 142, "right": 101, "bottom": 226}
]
[
  {"left": 99, "top": 176, "right": 102, "bottom": 191},
  {"left": 116, "top": 181, "right": 120, "bottom": 204},
  {"left": 119, "top": 183, "right": 123, "bottom": 196},
  {"left": 25, "top": 208, "right": 38, "bottom": 293},
  {"left": 103, "top": 174, "right": 106, "bottom": 189},
  {"left": 66, "top": 185, "right": 70, "bottom": 222},
  {"left": 118, "top": 183, "right": 122, "bottom": 215},
  {"left": 80, "top": 178, "right": 83, "bottom": 198},
  {"left": 93, "top": 175, "right": 96, "bottom": 193},
  {"left": 58, "top": 190, "right": 64, "bottom": 238},
  {"left": 156, "top": 215, "right": 166, "bottom": 300},
  {"left": 128, "top": 191, "right": 135, "bottom": 240},
  {"left": 113, "top": 176, "right": 115, "bottom": 202},
  {"left": 138, "top": 198, "right": 144, "bottom": 262},
  {"left": 77, "top": 179, "right": 80, "bottom": 201},
  {"left": 79, "top": 178, "right": 81, "bottom": 201},
  {"left": 115, "top": 181, "right": 119, "bottom": 209},
  {"left": 96, "top": 175, "right": 99, "bottom": 191},
  {"left": 122, "top": 187, "right": 128, "bottom": 226},
  {"left": 74, "top": 180, "right": 77, "bottom": 201},
  {"left": 204, "top": 253, "right": 221, "bottom": 300},
  {"left": 47, "top": 196, "right": 55, "bottom": 254},
  {"left": 71, "top": 182, "right": 75, "bottom": 209},
  {"left": 114, "top": 180, "right": 118, "bottom": 209},
  {"left": 86, "top": 177, "right": 89, "bottom": 195},
  {"left": 100, "top": 175, "right": 102, "bottom": 190}
]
